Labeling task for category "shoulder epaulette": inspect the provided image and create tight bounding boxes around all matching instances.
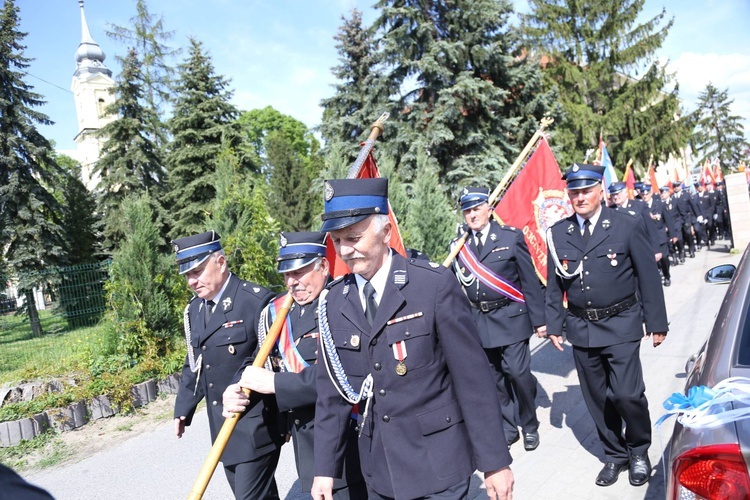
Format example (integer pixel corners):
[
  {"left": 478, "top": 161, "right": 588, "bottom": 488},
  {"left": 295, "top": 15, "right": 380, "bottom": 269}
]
[
  {"left": 240, "top": 281, "right": 267, "bottom": 294},
  {"left": 325, "top": 275, "right": 345, "bottom": 290},
  {"left": 613, "top": 207, "right": 638, "bottom": 218},
  {"left": 409, "top": 259, "right": 443, "bottom": 272},
  {"left": 498, "top": 224, "right": 517, "bottom": 232}
]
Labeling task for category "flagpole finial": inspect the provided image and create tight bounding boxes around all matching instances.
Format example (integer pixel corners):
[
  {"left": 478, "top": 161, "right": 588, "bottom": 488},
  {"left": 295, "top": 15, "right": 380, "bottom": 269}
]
[
  {"left": 370, "top": 112, "right": 389, "bottom": 136},
  {"left": 539, "top": 116, "right": 553, "bottom": 130}
]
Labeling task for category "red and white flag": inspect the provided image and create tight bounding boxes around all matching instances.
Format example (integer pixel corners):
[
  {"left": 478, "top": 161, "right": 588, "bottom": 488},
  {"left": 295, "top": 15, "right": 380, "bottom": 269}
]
[{"left": 494, "top": 137, "right": 572, "bottom": 284}]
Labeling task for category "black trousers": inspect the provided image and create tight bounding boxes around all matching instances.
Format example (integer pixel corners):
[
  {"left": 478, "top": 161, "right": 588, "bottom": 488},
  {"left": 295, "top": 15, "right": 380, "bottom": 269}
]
[
  {"left": 572, "top": 341, "right": 651, "bottom": 464},
  {"left": 658, "top": 243, "right": 670, "bottom": 279},
  {"left": 680, "top": 222, "right": 695, "bottom": 256},
  {"left": 485, "top": 339, "right": 539, "bottom": 439},
  {"left": 366, "top": 477, "right": 470, "bottom": 499},
  {"left": 223, "top": 449, "right": 281, "bottom": 500}
]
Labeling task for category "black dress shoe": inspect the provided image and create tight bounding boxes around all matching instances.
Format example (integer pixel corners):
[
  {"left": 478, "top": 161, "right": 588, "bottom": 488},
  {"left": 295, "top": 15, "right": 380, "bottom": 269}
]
[
  {"left": 523, "top": 431, "right": 540, "bottom": 451},
  {"left": 690, "top": 252, "right": 695, "bottom": 258},
  {"left": 663, "top": 278, "right": 671, "bottom": 287},
  {"left": 629, "top": 455, "right": 651, "bottom": 486},
  {"left": 595, "top": 462, "right": 628, "bottom": 486}
]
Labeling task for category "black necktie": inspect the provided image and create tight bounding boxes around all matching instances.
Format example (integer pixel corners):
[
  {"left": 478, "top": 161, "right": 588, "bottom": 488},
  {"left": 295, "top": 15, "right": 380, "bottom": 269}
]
[
  {"left": 475, "top": 232, "right": 484, "bottom": 253},
  {"left": 363, "top": 281, "right": 378, "bottom": 326},
  {"left": 582, "top": 219, "right": 592, "bottom": 245},
  {"left": 205, "top": 300, "right": 215, "bottom": 326}
]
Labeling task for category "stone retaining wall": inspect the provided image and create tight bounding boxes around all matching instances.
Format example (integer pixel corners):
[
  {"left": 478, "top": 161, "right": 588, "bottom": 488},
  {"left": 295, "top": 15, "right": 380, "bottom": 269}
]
[{"left": 0, "top": 373, "right": 181, "bottom": 447}]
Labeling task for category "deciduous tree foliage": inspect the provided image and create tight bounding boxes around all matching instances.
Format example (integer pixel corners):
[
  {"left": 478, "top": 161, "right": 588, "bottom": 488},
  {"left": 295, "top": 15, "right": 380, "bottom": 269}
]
[
  {"left": 690, "top": 83, "right": 749, "bottom": 170},
  {"left": 165, "top": 38, "right": 245, "bottom": 238},
  {"left": 522, "top": 0, "right": 690, "bottom": 170},
  {"left": 0, "top": 0, "right": 66, "bottom": 336}
]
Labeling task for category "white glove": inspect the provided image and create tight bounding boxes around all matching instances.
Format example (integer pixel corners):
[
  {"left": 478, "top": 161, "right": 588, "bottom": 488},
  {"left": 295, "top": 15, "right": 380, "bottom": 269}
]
[{"left": 697, "top": 216, "right": 705, "bottom": 224}]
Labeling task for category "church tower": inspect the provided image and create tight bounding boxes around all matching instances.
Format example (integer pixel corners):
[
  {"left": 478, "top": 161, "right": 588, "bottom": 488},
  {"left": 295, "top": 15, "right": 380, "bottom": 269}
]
[{"left": 71, "top": 0, "right": 115, "bottom": 189}]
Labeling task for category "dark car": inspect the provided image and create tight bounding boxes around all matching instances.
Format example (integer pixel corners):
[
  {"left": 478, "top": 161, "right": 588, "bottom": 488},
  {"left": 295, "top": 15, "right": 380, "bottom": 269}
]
[{"left": 667, "top": 244, "right": 750, "bottom": 499}]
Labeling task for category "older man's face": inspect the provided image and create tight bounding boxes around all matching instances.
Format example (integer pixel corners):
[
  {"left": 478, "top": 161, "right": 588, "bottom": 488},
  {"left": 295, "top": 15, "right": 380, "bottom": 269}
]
[
  {"left": 330, "top": 216, "right": 391, "bottom": 280},
  {"left": 185, "top": 253, "right": 228, "bottom": 300},
  {"left": 283, "top": 259, "right": 329, "bottom": 306},
  {"left": 462, "top": 202, "right": 492, "bottom": 233}
]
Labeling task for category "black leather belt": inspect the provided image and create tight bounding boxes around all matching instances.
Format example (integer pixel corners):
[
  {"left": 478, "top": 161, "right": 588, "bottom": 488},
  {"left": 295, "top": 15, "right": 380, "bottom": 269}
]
[
  {"left": 470, "top": 297, "right": 510, "bottom": 312},
  {"left": 568, "top": 294, "right": 637, "bottom": 321}
]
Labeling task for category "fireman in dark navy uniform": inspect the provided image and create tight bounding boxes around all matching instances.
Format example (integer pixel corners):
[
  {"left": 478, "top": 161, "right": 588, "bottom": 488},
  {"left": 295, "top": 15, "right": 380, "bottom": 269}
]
[
  {"left": 672, "top": 182, "right": 699, "bottom": 259},
  {"left": 311, "top": 178, "right": 514, "bottom": 500},
  {"left": 659, "top": 186, "right": 682, "bottom": 266},
  {"left": 451, "top": 186, "right": 545, "bottom": 451},
  {"left": 222, "top": 231, "right": 365, "bottom": 499},
  {"left": 641, "top": 184, "right": 675, "bottom": 286},
  {"left": 545, "top": 165, "right": 669, "bottom": 488},
  {"left": 172, "top": 231, "right": 282, "bottom": 500}
]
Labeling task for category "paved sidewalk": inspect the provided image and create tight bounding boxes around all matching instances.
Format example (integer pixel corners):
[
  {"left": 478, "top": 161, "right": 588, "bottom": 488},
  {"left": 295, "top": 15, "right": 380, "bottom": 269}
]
[{"left": 25, "top": 241, "right": 741, "bottom": 499}]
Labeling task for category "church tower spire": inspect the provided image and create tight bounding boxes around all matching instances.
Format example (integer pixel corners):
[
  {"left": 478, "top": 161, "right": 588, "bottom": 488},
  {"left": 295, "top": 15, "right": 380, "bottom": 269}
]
[
  {"left": 71, "top": 0, "right": 115, "bottom": 189},
  {"left": 74, "top": 0, "right": 111, "bottom": 78}
]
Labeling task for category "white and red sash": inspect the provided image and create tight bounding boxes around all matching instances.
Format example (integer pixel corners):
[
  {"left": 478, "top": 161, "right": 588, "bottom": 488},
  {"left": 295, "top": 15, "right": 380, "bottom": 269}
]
[
  {"left": 456, "top": 243, "right": 525, "bottom": 303},
  {"left": 268, "top": 295, "right": 309, "bottom": 373}
]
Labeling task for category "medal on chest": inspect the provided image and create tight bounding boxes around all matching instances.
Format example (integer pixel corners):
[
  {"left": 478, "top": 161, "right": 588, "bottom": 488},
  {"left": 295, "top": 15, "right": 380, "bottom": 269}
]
[
  {"left": 608, "top": 253, "right": 618, "bottom": 267},
  {"left": 393, "top": 341, "right": 407, "bottom": 376}
]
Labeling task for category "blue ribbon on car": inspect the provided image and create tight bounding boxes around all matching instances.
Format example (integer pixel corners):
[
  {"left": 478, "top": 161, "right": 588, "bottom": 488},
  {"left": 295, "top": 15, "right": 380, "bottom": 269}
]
[{"left": 657, "top": 376, "right": 750, "bottom": 428}]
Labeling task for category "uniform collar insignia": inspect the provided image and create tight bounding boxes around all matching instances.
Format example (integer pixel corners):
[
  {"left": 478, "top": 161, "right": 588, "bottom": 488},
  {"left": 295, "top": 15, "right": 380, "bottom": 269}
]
[
  {"left": 222, "top": 297, "right": 232, "bottom": 310},
  {"left": 489, "top": 233, "right": 497, "bottom": 241},
  {"left": 567, "top": 223, "right": 575, "bottom": 234},
  {"left": 393, "top": 269, "right": 407, "bottom": 286},
  {"left": 602, "top": 219, "right": 611, "bottom": 229}
]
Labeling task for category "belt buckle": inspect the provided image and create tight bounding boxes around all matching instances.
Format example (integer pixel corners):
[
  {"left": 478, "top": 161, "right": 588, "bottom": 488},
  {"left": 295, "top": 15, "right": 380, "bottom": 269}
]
[
  {"left": 586, "top": 309, "right": 599, "bottom": 321},
  {"left": 480, "top": 302, "right": 490, "bottom": 313}
]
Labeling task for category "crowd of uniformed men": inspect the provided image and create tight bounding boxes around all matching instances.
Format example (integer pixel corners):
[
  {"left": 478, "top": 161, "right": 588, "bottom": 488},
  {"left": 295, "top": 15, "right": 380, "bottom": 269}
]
[{"left": 170, "top": 163, "right": 730, "bottom": 499}]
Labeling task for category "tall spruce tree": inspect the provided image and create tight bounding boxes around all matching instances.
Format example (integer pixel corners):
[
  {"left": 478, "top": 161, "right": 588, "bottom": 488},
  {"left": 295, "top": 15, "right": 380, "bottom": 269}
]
[
  {"left": 106, "top": 0, "right": 178, "bottom": 149},
  {"left": 54, "top": 153, "right": 101, "bottom": 264},
  {"left": 522, "top": 0, "right": 690, "bottom": 170},
  {"left": 166, "top": 37, "right": 244, "bottom": 238},
  {"left": 690, "top": 83, "right": 749, "bottom": 170},
  {"left": 0, "top": 0, "right": 66, "bottom": 336},
  {"left": 372, "top": 0, "right": 560, "bottom": 187},
  {"left": 319, "top": 8, "right": 395, "bottom": 160},
  {"left": 96, "top": 47, "right": 164, "bottom": 252}
]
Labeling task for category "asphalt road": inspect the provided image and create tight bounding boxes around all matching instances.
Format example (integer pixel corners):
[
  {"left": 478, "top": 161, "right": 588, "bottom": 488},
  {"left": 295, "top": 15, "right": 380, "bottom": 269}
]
[{"left": 25, "top": 240, "right": 742, "bottom": 499}]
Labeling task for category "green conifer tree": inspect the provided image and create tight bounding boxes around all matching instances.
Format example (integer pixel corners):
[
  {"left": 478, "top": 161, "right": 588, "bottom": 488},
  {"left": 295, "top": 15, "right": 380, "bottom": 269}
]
[
  {"left": 690, "top": 83, "right": 749, "bottom": 170},
  {"left": 267, "top": 132, "right": 316, "bottom": 231},
  {"left": 206, "top": 152, "right": 281, "bottom": 288},
  {"left": 319, "top": 9, "right": 395, "bottom": 159},
  {"left": 106, "top": 0, "right": 177, "bottom": 149},
  {"left": 107, "top": 194, "right": 183, "bottom": 362},
  {"left": 522, "top": 0, "right": 690, "bottom": 169},
  {"left": 166, "top": 38, "right": 245, "bottom": 238},
  {"left": 372, "top": 0, "right": 560, "bottom": 186},
  {"left": 96, "top": 47, "right": 165, "bottom": 252},
  {"left": 0, "top": 0, "right": 66, "bottom": 336},
  {"left": 404, "top": 151, "right": 456, "bottom": 262}
]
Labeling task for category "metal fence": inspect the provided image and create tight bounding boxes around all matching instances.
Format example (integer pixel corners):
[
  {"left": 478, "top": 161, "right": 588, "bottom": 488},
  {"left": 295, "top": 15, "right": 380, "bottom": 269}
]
[
  {"left": 1, "top": 260, "right": 111, "bottom": 330},
  {"left": 56, "top": 260, "right": 110, "bottom": 328}
]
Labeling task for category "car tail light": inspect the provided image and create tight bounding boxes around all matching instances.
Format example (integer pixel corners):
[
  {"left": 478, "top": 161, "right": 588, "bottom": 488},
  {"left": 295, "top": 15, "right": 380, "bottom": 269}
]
[{"left": 670, "top": 443, "right": 750, "bottom": 499}]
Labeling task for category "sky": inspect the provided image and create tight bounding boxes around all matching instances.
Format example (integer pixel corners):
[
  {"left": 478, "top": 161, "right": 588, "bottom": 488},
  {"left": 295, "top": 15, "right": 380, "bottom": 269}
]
[{"left": 15, "top": 0, "right": 750, "bottom": 154}]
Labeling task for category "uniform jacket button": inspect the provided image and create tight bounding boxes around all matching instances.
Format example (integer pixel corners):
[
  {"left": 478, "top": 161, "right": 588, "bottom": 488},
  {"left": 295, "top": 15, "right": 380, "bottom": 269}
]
[
  {"left": 209, "top": 383, "right": 214, "bottom": 389},
  {"left": 586, "top": 301, "right": 592, "bottom": 306},
  {"left": 405, "top": 331, "right": 411, "bottom": 337},
  {"left": 294, "top": 419, "right": 300, "bottom": 425},
  {"left": 382, "top": 415, "right": 390, "bottom": 422},
  {"left": 212, "top": 401, "right": 218, "bottom": 406},
  {"left": 371, "top": 339, "right": 377, "bottom": 346},
  {"left": 205, "top": 364, "right": 211, "bottom": 370},
  {"left": 379, "top": 389, "right": 386, "bottom": 396},
  {"left": 445, "top": 416, "right": 452, "bottom": 423},
  {"left": 374, "top": 363, "right": 382, "bottom": 371},
  {"left": 201, "top": 346, "right": 207, "bottom": 351}
]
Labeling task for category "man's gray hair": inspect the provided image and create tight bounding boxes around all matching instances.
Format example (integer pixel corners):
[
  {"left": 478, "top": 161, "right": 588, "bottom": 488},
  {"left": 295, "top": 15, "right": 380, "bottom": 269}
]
[{"left": 371, "top": 214, "right": 390, "bottom": 234}]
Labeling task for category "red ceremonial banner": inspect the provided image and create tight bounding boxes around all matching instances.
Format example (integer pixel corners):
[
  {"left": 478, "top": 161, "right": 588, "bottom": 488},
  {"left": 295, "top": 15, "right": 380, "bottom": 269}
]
[
  {"left": 494, "top": 137, "right": 572, "bottom": 285},
  {"left": 326, "top": 150, "right": 407, "bottom": 278}
]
